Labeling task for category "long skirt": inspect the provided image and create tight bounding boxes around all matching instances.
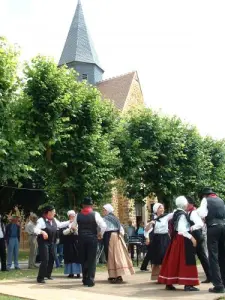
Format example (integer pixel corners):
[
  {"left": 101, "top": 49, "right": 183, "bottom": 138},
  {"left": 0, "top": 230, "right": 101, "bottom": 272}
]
[
  {"left": 150, "top": 233, "right": 170, "bottom": 280},
  {"left": 64, "top": 263, "right": 82, "bottom": 275},
  {"left": 158, "top": 235, "right": 199, "bottom": 286},
  {"left": 104, "top": 232, "right": 135, "bottom": 278}
]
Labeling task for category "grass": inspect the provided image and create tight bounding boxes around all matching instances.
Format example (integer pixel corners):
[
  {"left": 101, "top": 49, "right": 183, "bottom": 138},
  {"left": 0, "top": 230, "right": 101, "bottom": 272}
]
[
  {"left": 0, "top": 265, "right": 106, "bottom": 281},
  {"left": 18, "top": 250, "right": 29, "bottom": 261},
  {"left": 0, "top": 295, "right": 27, "bottom": 300}
]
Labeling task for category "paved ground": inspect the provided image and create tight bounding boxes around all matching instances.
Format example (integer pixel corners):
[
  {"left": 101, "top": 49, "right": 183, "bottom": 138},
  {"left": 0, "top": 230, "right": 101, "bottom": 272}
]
[{"left": 0, "top": 268, "right": 222, "bottom": 300}]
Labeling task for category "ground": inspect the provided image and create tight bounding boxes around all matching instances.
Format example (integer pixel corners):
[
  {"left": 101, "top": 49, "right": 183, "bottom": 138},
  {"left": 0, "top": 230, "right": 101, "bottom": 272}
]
[{"left": 0, "top": 267, "right": 222, "bottom": 300}]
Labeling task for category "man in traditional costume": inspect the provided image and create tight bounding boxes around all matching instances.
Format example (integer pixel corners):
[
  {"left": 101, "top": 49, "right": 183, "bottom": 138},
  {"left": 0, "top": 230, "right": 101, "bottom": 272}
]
[
  {"left": 197, "top": 187, "right": 225, "bottom": 293},
  {"left": 61, "top": 210, "right": 81, "bottom": 278},
  {"left": 186, "top": 196, "right": 211, "bottom": 283},
  {"left": 34, "top": 205, "right": 70, "bottom": 284},
  {"left": 103, "top": 204, "right": 135, "bottom": 283},
  {"left": 158, "top": 196, "right": 199, "bottom": 292},
  {"left": 144, "top": 203, "right": 173, "bottom": 280},
  {"left": 72, "top": 197, "right": 107, "bottom": 287}
]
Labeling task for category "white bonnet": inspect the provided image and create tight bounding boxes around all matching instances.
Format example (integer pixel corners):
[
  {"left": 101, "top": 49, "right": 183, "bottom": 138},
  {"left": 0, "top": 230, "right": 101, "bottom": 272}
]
[
  {"left": 67, "top": 210, "right": 76, "bottom": 217},
  {"left": 103, "top": 204, "right": 114, "bottom": 213},
  {"left": 175, "top": 196, "right": 188, "bottom": 209},
  {"left": 153, "top": 203, "right": 163, "bottom": 214}
]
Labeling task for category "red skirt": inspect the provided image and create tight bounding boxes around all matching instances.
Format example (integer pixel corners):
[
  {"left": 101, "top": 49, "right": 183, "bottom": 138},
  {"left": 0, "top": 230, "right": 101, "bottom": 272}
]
[{"left": 158, "top": 235, "right": 199, "bottom": 286}]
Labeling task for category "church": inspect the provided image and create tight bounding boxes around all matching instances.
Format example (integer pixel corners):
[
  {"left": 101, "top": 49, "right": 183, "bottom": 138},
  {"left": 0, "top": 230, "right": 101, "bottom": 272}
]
[{"left": 58, "top": 0, "right": 155, "bottom": 225}]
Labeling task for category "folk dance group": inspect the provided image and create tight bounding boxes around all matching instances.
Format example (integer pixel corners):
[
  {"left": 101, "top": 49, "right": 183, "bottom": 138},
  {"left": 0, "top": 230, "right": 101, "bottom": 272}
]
[
  {"left": 32, "top": 187, "right": 225, "bottom": 294},
  {"left": 143, "top": 187, "right": 225, "bottom": 294},
  {"left": 33, "top": 197, "right": 134, "bottom": 287}
]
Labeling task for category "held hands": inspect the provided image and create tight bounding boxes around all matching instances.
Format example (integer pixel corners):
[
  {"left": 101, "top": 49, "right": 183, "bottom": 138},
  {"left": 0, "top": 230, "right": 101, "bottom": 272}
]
[
  {"left": 42, "top": 231, "right": 48, "bottom": 240},
  {"left": 97, "top": 233, "right": 103, "bottom": 240},
  {"left": 145, "top": 239, "right": 150, "bottom": 245},
  {"left": 191, "top": 236, "right": 197, "bottom": 247}
]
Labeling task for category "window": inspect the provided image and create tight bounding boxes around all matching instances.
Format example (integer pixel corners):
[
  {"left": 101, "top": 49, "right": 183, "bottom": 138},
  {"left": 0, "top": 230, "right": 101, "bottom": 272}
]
[{"left": 82, "top": 74, "right": 88, "bottom": 80}]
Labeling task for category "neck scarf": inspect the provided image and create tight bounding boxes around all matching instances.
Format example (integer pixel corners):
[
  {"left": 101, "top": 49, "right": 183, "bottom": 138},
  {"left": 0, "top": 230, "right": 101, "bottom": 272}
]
[
  {"left": 104, "top": 212, "right": 121, "bottom": 230},
  {"left": 81, "top": 207, "right": 93, "bottom": 215}
]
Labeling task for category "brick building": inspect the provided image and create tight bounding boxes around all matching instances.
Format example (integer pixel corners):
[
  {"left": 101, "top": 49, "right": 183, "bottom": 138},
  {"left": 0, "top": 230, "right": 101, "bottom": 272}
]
[{"left": 59, "top": 0, "right": 156, "bottom": 225}]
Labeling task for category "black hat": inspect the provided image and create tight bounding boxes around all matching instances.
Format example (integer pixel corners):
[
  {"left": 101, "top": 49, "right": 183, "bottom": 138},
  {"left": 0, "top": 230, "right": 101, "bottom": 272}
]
[
  {"left": 82, "top": 197, "right": 93, "bottom": 206},
  {"left": 200, "top": 187, "right": 215, "bottom": 196},
  {"left": 185, "top": 196, "right": 195, "bottom": 205},
  {"left": 43, "top": 205, "right": 55, "bottom": 214}
]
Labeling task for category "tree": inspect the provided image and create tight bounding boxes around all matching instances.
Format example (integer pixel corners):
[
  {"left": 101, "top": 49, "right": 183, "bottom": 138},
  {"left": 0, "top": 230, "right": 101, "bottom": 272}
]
[
  {"left": 21, "top": 56, "right": 120, "bottom": 209},
  {"left": 0, "top": 37, "right": 37, "bottom": 186},
  {"left": 115, "top": 108, "right": 220, "bottom": 208}
]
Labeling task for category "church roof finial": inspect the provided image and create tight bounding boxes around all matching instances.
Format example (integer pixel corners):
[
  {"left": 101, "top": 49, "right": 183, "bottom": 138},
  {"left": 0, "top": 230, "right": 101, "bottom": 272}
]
[{"left": 58, "top": 0, "right": 103, "bottom": 70}]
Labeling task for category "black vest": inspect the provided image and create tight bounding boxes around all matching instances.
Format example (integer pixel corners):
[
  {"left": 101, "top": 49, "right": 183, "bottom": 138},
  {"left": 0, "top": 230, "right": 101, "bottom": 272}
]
[
  {"left": 38, "top": 218, "right": 57, "bottom": 244},
  {"left": 205, "top": 196, "right": 225, "bottom": 227},
  {"left": 77, "top": 212, "right": 97, "bottom": 237}
]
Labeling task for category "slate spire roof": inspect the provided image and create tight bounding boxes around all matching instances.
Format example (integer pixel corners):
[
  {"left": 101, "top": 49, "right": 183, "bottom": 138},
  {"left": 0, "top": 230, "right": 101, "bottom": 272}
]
[{"left": 58, "top": 0, "right": 103, "bottom": 70}]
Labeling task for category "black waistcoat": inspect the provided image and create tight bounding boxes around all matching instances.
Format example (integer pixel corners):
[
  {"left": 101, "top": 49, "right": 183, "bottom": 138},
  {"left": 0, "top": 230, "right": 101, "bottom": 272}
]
[
  {"left": 38, "top": 218, "right": 57, "bottom": 244},
  {"left": 205, "top": 196, "right": 225, "bottom": 227},
  {"left": 77, "top": 212, "right": 97, "bottom": 237}
]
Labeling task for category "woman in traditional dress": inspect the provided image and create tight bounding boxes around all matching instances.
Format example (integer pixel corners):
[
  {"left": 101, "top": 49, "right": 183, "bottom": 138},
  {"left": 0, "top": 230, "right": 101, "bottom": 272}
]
[
  {"left": 62, "top": 210, "right": 82, "bottom": 278},
  {"left": 102, "top": 204, "right": 135, "bottom": 283},
  {"left": 144, "top": 203, "right": 173, "bottom": 280},
  {"left": 158, "top": 196, "right": 199, "bottom": 292}
]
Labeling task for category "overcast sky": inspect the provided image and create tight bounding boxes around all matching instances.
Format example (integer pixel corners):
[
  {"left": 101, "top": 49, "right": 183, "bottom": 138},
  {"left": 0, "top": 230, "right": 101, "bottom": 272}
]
[{"left": 1, "top": 0, "right": 225, "bottom": 139}]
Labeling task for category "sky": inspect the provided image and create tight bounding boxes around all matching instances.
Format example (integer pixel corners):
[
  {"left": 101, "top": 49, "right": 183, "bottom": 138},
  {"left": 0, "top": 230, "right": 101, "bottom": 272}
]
[{"left": 1, "top": 0, "right": 225, "bottom": 139}]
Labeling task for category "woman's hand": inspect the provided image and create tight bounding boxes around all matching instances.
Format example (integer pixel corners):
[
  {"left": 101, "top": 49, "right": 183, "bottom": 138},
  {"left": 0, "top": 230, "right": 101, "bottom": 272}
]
[
  {"left": 191, "top": 236, "right": 197, "bottom": 247},
  {"left": 145, "top": 238, "right": 150, "bottom": 245},
  {"left": 41, "top": 231, "right": 48, "bottom": 240}
]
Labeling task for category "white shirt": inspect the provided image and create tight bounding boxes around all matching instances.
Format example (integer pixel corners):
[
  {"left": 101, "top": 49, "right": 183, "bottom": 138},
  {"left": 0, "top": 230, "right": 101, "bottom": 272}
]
[
  {"left": 189, "top": 210, "right": 204, "bottom": 231},
  {"left": 144, "top": 213, "right": 173, "bottom": 238},
  {"left": 0, "top": 224, "right": 4, "bottom": 238},
  {"left": 25, "top": 221, "right": 37, "bottom": 235},
  {"left": 70, "top": 212, "right": 107, "bottom": 235},
  {"left": 197, "top": 197, "right": 208, "bottom": 218},
  {"left": 34, "top": 218, "right": 70, "bottom": 235}
]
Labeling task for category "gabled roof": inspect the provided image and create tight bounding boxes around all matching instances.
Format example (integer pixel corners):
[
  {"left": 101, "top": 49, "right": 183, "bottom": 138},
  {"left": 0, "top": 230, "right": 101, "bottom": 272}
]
[
  {"left": 97, "top": 72, "right": 136, "bottom": 110},
  {"left": 58, "top": 0, "right": 103, "bottom": 70}
]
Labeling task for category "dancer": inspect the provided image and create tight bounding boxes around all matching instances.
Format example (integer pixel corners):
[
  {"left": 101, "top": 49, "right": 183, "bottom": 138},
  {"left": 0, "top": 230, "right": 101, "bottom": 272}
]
[
  {"left": 74, "top": 197, "right": 107, "bottom": 287},
  {"left": 62, "top": 210, "right": 81, "bottom": 278},
  {"left": 34, "top": 205, "right": 70, "bottom": 284},
  {"left": 158, "top": 196, "right": 199, "bottom": 292},
  {"left": 186, "top": 196, "right": 211, "bottom": 283},
  {"left": 198, "top": 187, "right": 225, "bottom": 293},
  {"left": 144, "top": 203, "right": 173, "bottom": 280},
  {"left": 103, "top": 204, "right": 135, "bottom": 283}
]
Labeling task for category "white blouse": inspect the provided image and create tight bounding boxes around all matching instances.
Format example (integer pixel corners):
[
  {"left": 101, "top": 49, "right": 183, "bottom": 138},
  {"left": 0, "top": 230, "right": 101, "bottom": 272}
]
[{"left": 144, "top": 213, "right": 173, "bottom": 238}]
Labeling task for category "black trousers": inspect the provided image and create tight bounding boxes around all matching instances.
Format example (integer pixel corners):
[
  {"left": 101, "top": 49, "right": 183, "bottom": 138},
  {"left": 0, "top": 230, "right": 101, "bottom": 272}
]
[
  {"left": 141, "top": 245, "right": 151, "bottom": 270},
  {"left": 37, "top": 242, "right": 55, "bottom": 280},
  {"left": 196, "top": 238, "right": 211, "bottom": 280},
  {"left": 79, "top": 236, "right": 98, "bottom": 284},
  {"left": 207, "top": 224, "right": 225, "bottom": 289},
  {"left": 0, "top": 238, "right": 6, "bottom": 271}
]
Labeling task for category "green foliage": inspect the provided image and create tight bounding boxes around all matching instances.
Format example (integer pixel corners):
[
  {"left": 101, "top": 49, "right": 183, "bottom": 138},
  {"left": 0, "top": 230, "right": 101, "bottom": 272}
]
[
  {"left": 115, "top": 108, "right": 225, "bottom": 208},
  {"left": 1, "top": 37, "right": 225, "bottom": 214}
]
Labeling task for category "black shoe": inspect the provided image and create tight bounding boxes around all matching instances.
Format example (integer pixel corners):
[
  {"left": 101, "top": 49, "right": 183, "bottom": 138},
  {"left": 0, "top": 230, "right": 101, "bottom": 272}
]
[
  {"left": 166, "top": 285, "right": 176, "bottom": 291},
  {"left": 37, "top": 279, "right": 46, "bottom": 284},
  {"left": 47, "top": 277, "right": 53, "bottom": 280},
  {"left": 140, "top": 268, "right": 149, "bottom": 271},
  {"left": 76, "top": 274, "right": 81, "bottom": 278},
  {"left": 201, "top": 279, "right": 211, "bottom": 283},
  {"left": 83, "top": 280, "right": 88, "bottom": 286},
  {"left": 184, "top": 286, "right": 199, "bottom": 291},
  {"left": 68, "top": 274, "right": 74, "bottom": 278},
  {"left": 209, "top": 287, "right": 225, "bottom": 293},
  {"left": 88, "top": 282, "right": 95, "bottom": 287}
]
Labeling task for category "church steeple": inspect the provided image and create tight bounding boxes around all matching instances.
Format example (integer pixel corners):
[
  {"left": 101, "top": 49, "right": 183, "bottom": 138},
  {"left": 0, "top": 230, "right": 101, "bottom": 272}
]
[{"left": 59, "top": 0, "right": 104, "bottom": 85}]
